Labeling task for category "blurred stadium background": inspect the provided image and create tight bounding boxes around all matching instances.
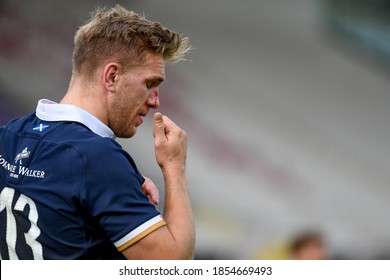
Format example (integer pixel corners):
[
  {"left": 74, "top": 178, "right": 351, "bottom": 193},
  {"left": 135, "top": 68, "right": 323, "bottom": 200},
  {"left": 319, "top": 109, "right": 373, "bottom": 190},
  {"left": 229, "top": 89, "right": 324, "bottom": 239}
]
[{"left": 1, "top": 0, "right": 390, "bottom": 259}]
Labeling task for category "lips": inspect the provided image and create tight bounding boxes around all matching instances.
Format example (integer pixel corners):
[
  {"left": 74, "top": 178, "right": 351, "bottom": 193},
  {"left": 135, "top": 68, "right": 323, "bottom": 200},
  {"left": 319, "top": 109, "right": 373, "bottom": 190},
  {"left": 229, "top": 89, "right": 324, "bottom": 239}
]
[
  {"left": 136, "top": 111, "right": 148, "bottom": 125},
  {"left": 136, "top": 107, "right": 149, "bottom": 125},
  {"left": 136, "top": 115, "right": 144, "bottom": 125}
]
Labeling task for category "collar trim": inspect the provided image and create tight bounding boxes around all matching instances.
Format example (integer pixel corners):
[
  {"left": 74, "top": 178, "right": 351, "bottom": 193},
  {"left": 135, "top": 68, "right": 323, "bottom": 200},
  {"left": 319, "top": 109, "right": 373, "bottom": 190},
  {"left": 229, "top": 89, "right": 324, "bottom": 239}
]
[{"left": 35, "top": 99, "right": 115, "bottom": 139}]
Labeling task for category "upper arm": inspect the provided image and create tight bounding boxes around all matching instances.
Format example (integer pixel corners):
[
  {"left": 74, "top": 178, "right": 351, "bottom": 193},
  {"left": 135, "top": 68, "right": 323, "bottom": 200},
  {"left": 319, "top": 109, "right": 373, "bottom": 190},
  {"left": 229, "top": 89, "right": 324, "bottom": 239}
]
[
  {"left": 83, "top": 141, "right": 165, "bottom": 253},
  {"left": 121, "top": 224, "right": 190, "bottom": 260}
]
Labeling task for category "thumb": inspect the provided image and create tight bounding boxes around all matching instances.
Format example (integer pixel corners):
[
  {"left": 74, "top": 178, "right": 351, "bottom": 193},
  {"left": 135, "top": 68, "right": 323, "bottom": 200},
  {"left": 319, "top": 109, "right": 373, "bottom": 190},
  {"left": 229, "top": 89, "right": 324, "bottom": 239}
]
[{"left": 153, "top": 112, "right": 166, "bottom": 138}]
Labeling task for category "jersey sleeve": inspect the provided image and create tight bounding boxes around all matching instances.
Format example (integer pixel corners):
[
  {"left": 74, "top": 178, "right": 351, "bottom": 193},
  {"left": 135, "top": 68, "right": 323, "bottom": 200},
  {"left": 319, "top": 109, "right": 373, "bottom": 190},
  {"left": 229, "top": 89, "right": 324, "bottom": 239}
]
[{"left": 81, "top": 139, "right": 166, "bottom": 252}]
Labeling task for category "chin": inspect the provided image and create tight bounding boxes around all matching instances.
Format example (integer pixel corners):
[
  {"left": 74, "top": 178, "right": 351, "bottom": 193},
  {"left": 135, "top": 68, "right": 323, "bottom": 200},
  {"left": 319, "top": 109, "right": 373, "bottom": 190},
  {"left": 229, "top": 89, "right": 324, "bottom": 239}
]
[
  {"left": 114, "top": 128, "right": 137, "bottom": 139},
  {"left": 112, "top": 120, "right": 139, "bottom": 138}
]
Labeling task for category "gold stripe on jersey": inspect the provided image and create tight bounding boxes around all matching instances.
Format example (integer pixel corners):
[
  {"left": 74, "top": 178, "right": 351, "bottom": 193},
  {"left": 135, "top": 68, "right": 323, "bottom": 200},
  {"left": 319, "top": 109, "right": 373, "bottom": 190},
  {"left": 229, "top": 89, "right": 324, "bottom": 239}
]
[{"left": 117, "top": 220, "right": 167, "bottom": 252}]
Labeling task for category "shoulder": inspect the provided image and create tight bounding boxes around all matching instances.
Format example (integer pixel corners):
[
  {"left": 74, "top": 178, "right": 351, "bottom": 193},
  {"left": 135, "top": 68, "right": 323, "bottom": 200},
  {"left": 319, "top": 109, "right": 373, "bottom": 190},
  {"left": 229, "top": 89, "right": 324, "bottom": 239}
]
[
  {"left": 62, "top": 125, "right": 139, "bottom": 177},
  {"left": 44, "top": 121, "right": 120, "bottom": 155},
  {"left": 1, "top": 113, "right": 36, "bottom": 134},
  {"left": 52, "top": 123, "right": 143, "bottom": 181}
]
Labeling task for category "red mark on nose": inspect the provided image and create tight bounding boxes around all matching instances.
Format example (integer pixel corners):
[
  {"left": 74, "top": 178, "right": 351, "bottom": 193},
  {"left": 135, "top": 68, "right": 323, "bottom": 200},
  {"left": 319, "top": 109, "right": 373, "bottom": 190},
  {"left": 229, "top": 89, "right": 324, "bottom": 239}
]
[{"left": 153, "top": 91, "right": 159, "bottom": 108}]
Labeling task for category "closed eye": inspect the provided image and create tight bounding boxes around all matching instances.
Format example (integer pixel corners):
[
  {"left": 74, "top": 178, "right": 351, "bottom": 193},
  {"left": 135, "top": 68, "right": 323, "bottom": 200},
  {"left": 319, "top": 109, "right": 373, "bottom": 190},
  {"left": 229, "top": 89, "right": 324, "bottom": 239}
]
[
  {"left": 146, "top": 78, "right": 164, "bottom": 89},
  {"left": 146, "top": 82, "right": 152, "bottom": 89}
]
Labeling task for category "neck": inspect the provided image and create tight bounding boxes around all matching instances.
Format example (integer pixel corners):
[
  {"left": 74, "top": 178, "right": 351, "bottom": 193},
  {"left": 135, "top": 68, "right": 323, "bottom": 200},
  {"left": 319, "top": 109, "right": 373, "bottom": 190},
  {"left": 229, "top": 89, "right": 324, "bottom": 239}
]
[{"left": 61, "top": 75, "right": 108, "bottom": 125}]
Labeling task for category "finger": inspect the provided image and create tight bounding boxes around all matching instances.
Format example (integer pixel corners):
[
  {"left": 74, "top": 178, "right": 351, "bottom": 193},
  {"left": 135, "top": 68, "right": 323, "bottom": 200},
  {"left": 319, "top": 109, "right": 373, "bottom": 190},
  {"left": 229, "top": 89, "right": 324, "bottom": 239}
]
[
  {"left": 148, "top": 187, "right": 159, "bottom": 205},
  {"left": 148, "top": 193, "right": 159, "bottom": 206},
  {"left": 153, "top": 112, "right": 166, "bottom": 139},
  {"left": 142, "top": 178, "right": 160, "bottom": 205},
  {"left": 159, "top": 115, "right": 179, "bottom": 137}
]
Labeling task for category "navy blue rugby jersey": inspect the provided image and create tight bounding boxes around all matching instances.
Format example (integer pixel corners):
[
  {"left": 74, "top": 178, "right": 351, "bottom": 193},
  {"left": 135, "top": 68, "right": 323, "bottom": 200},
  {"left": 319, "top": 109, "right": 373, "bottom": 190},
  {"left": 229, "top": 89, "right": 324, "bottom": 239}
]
[{"left": 0, "top": 99, "right": 166, "bottom": 259}]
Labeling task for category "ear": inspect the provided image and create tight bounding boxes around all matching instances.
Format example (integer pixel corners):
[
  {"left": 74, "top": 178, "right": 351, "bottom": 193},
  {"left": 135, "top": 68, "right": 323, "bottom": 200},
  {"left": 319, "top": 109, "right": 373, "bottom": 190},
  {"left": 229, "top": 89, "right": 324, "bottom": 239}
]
[{"left": 103, "top": 63, "right": 120, "bottom": 92}]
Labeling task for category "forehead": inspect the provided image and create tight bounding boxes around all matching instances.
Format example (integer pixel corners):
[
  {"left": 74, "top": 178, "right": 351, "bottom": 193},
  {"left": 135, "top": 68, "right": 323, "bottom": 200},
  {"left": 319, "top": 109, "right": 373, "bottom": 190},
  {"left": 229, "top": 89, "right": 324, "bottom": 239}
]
[{"left": 128, "top": 53, "right": 165, "bottom": 79}]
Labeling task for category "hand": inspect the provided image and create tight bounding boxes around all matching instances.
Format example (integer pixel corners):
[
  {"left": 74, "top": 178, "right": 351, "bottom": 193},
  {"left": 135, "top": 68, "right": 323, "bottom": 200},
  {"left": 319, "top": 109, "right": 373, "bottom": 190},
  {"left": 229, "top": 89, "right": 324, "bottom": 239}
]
[
  {"left": 142, "top": 176, "right": 159, "bottom": 205},
  {"left": 153, "top": 112, "right": 187, "bottom": 173},
  {"left": 122, "top": 113, "right": 193, "bottom": 260}
]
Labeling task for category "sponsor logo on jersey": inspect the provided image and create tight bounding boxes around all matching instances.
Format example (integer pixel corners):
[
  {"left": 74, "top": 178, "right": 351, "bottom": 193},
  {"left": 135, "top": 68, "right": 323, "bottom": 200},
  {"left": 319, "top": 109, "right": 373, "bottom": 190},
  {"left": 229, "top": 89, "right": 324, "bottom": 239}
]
[
  {"left": 0, "top": 147, "right": 46, "bottom": 179},
  {"left": 14, "top": 147, "right": 31, "bottom": 164}
]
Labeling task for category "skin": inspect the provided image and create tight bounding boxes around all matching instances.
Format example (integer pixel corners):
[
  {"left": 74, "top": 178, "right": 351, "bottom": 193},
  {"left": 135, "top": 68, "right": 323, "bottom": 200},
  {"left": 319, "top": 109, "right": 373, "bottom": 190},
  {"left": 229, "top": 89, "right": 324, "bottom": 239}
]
[
  {"left": 292, "top": 240, "right": 327, "bottom": 260},
  {"left": 61, "top": 52, "right": 195, "bottom": 259},
  {"left": 142, "top": 176, "right": 160, "bottom": 205}
]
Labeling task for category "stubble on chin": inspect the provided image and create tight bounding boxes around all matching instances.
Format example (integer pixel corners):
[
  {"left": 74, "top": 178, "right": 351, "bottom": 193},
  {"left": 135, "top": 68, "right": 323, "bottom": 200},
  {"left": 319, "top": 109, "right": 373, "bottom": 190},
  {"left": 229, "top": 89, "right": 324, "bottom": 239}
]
[{"left": 114, "top": 123, "right": 137, "bottom": 139}]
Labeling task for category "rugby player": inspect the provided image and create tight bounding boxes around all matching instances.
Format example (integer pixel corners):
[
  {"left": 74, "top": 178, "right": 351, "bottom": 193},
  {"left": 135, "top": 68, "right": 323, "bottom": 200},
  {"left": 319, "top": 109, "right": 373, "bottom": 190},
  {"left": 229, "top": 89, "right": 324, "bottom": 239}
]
[{"left": 0, "top": 5, "right": 195, "bottom": 259}]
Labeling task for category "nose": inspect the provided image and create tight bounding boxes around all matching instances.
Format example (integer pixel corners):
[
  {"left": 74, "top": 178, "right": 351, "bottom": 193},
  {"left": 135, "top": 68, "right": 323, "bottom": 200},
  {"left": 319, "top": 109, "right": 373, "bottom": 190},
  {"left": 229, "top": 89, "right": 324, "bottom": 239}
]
[{"left": 147, "top": 89, "right": 160, "bottom": 109}]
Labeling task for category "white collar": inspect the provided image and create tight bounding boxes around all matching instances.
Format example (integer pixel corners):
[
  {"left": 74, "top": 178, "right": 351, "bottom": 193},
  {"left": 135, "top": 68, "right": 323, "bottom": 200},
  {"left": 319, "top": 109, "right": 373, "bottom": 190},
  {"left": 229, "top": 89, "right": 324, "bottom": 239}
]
[{"left": 35, "top": 99, "right": 115, "bottom": 139}]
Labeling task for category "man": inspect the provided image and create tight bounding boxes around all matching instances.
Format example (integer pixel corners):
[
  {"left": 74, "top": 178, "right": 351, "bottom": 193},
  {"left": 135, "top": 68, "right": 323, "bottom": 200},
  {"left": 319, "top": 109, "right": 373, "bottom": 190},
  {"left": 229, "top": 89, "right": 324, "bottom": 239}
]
[
  {"left": 0, "top": 5, "right": 195, "bottom": 259},
  {"left": 290, "top": 232, "right": 328, "bottom": 260}
]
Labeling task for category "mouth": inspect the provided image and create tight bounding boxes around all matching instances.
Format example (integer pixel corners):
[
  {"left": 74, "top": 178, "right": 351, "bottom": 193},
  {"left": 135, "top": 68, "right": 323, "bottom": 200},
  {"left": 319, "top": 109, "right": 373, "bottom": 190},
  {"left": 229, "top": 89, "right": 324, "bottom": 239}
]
[
  {"left": 136, "top": 115, "right": 144, "bottom": 125},
  {"left": 136, "top": 112, "right": 148, "bottom": 125}
]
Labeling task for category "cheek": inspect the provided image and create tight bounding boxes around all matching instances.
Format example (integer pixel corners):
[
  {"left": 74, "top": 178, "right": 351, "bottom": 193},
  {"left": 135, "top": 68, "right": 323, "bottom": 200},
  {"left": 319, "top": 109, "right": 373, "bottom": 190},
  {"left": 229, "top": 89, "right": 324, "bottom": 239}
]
[
  {"left": 111, "top": 84, "right": 147, "bottom": 121},
  {"left": 108, "top": 95, "right": 131, "bottom": 126},
  {"left": 117, "top": 100, "right": 135, "bottom": 121}
]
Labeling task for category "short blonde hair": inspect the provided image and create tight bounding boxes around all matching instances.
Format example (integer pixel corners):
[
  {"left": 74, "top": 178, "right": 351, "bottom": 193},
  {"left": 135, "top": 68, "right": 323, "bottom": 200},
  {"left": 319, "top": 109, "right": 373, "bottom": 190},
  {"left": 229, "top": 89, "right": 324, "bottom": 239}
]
[{"left": 72, "top": 5, "right": 191, "bottom": 76}]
